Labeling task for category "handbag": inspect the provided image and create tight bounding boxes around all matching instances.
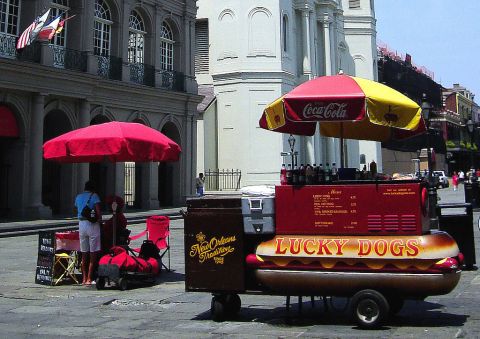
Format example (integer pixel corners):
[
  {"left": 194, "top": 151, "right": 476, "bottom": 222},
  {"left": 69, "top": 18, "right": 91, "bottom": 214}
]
[{"left": 81, "top": 193, "right": 98, "bottom": 223}]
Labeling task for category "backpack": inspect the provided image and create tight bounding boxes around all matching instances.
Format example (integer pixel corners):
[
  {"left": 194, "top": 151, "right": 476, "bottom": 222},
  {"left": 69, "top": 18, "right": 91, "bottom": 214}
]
[
  {"left": 81, "top": 193, "right": 98, "bottom": 223},
  {"left": 139, "top": 240, "right": 160, "bottom": 259}
]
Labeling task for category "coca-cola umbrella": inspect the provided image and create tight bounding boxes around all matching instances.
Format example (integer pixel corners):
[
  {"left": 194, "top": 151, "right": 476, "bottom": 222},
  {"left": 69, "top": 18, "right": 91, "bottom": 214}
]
[
  {"left": 259, "top": 74, "right": 425, "bottom": 141},
  {"left": 43, "top": 121, "right": 181, "bottom": 245}
]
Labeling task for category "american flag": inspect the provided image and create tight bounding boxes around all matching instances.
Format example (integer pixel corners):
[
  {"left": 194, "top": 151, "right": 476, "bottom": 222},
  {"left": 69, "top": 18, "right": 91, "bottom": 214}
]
[
  {"left": 16, "top": 9, "right": 51, "bottom": 50},
  {"left": 16, "top": 21, "right": 36, "bottom": 50}
]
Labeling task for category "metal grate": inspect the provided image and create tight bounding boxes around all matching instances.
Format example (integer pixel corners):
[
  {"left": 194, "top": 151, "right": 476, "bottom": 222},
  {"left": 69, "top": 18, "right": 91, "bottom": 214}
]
[{"left": 204, "top": 169, "right": 241, "bottom": 191}]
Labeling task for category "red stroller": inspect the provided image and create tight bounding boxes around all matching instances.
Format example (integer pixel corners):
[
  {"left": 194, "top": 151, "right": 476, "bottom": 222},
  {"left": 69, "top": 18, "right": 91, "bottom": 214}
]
[{"left": 96, "top": 215, "right": 170, "bottom": 290}]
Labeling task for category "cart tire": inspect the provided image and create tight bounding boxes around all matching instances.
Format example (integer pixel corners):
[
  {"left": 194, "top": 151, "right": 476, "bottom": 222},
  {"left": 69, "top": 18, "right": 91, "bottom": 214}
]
[
  {"left": 118, "top": 278, "right": 128, "bottom": 291},
  {"left": 351, "top": 289, "right": 389, "bottom": 329},
  {"left": 96, "top": 277, "right": 106, "bottom": 290},
  {"left": 225, "top": 294, "right": 241, "bottom": 316},
  {"left": 387, "top": 297, "right": 404, "bottom": 316},
  {"left": 211, "top": 296, "right": 226, "bottom": 322}
]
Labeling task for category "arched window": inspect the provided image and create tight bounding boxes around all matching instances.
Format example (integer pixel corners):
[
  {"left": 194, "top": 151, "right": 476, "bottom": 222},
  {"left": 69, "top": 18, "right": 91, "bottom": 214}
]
[
  {"left": 160, "top": 21, "right": 174, "bottom": 70},
  {"left": 51, "top": 0, "right": 70, "bottom": 47},
  {"left": 1, "top": 0, "right": 20, "bottom": 35},
  {"left": 93, "top": 0, "right": 112, "bottom": 56},
  {"left": 128, "top": 10, "right": 145, "bottom": 63},
  {"left": 282, "top": 14, "right": 288, "bottom": 53}
]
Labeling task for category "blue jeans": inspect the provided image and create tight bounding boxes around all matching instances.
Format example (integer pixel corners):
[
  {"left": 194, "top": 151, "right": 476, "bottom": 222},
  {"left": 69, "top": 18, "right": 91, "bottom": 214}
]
[{"left": 196, "top": 187, "right": 204, "bottom": 196}]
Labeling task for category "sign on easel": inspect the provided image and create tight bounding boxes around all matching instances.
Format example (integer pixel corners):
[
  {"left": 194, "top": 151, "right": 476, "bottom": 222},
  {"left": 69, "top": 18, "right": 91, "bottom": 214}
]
[{"left": 35, "top": 231, "right": 55, "bottom": 285}]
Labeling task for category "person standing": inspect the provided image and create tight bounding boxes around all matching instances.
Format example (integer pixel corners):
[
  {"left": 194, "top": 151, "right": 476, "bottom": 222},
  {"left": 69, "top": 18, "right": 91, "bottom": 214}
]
[
  {"left": 452, "top": 172, "right": 459, "bottom": 191},
  {"left": 74, "top": 181, "right": 102, "bottom": 285},
  {"left": 459, "top": 170, "right": 465, "bottom": 183},
  {"left": 196, "top": 173, "right": 205, "bottom": 196}
]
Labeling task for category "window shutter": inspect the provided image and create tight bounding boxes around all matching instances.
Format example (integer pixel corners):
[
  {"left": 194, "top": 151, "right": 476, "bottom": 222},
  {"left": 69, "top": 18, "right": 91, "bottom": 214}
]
[{"left": 195, "top": 20, "right": 209, "bottom": 74}]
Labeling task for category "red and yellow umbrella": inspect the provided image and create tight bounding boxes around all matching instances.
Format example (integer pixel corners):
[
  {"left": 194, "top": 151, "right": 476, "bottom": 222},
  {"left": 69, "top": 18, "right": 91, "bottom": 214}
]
[{"left": 259, "top": 74, "right": 425, "bottom": 141}]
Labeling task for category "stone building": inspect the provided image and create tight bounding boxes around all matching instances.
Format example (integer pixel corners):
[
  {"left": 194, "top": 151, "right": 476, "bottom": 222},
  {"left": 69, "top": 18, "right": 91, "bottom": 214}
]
[
  {"left": 0, "top": 0, "right": 201, "bottom": 218},
  {"left": 195, "top": 0, "right": 379, "bottom": 187}
]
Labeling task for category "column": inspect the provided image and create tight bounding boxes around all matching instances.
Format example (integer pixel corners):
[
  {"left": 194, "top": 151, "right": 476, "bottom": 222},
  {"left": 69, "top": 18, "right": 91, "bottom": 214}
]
[
  {"left": 322, "top": 13, "right": 335, "bottom": 164},
  {"left": 77, "top": 100, "right": 90, "bottom": 192},
  {"left": 121, "top": 1, "right": 133, "bottom": 82},
  {"left": 28, "top": 93, "right": 51, "bottom": 218},
  {"left": 154, "top": 6, "right": 164, "bottom": 87},
  {"left": 83, "top": 1, "right": 98, "bottom": 75},
  {"left": 301, "top": 8, "right": 312, "bottom": 78}
]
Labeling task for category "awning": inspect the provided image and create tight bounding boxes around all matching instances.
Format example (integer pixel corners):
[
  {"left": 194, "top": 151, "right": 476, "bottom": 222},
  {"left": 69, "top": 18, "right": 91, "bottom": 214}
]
[{"left": 0, "top": 106, "right": 19, "bottom": 138}]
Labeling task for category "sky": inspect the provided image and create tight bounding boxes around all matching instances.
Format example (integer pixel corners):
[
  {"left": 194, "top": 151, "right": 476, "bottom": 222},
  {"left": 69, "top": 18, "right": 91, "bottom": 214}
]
[{"left": 374, "top": 0, "right": 480, "bottom": 101}]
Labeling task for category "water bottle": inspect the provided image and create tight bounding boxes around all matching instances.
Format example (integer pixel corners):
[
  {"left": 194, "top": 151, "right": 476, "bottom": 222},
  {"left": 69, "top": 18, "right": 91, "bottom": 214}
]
[
  {"left": 292, "top": 164, "right": 299, "bottom": 185},
  {"left": 299, "top": 164, "right": 305, "bottom": 184},
  {"left": 325, "top": 163, "right": 331, "bottom": 183},
  {"left": 331, "top": 162, "right": 338, "bottom": 181},
  {"left": 318, "top": 163, "right": 325, "bottom": 184}
]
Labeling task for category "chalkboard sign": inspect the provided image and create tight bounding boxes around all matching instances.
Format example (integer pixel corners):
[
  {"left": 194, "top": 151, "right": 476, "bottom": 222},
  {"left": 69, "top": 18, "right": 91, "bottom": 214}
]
[{"left": 35, "top": 231, "right": 55, "bottom": 285}]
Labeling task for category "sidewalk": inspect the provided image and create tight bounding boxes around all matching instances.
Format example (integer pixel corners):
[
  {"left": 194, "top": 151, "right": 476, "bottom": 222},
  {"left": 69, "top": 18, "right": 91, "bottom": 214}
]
[{"left": 0, "top": 206, "right": 185, "bottom": 237}]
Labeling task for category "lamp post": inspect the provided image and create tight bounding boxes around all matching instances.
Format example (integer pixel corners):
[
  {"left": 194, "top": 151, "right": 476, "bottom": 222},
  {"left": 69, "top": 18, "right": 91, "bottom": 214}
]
[
  {"left": 287, "top": 134, "right": 296, "bottom": 168},
  {"left": 421, "top": 94, "right": 438, "bottom": 229},
  {"left": 466, "top": 119, "right": 476, "bottom": 182}
]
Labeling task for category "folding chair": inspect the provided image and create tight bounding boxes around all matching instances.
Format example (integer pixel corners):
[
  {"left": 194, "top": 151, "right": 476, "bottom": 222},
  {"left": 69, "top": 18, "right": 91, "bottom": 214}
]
[
  {"left": 53, "top": 251, "right": 79, "bottom": 285},
  {"left": 129, "top": 216, "right": 171, "bottom": 271}
]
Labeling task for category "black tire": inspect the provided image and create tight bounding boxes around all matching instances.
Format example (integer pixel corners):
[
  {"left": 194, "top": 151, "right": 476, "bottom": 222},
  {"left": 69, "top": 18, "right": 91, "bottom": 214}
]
[
  {"left": 225, "top": 294, "right": 241, "bottom": 316},
  {"left": 351, "top": 289, "right": 389, "bottom": 329},
  {"left": 211, "top": 296, "right": 227, "bottom": 322},
  {"left": 387, "top": 297, "right": 404, "bottom": 316},
  {"left": 118, "top": 278, "right": 128, "bottom": 291},
  {"left": 96, "top": 277, "right": 106, "bottom": 290}
]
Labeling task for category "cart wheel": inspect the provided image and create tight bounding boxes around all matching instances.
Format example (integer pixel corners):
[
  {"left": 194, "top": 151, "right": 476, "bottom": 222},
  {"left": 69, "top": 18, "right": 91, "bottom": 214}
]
[
  {"left": 211, "top": 296, "right": 227, "bottom": 322},
  {"left": 351, "top": 289, "right": 389, "bottom": 329},
  {"left": 387, "top": 296, "right": 404, "bottom": 316},
  {"left": 225, "top": 294, "right": 241, "bottom": 316},
  {"left": 118, "top": 278, "right": 128, "bottom": 291},
  {"left": 96, "top": 277, "right": 106, "bottom": 290}
]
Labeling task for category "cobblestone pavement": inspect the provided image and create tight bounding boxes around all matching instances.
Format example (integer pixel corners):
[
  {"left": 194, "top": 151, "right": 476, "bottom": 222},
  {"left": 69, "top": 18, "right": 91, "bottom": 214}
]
[{"left": 0, "top": 186, "right": 479, "bottom": 338}]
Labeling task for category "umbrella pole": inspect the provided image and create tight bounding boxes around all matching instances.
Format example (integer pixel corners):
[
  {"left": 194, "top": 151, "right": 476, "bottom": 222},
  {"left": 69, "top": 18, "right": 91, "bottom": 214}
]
[
  {"left": 112, "top": 163, "right": 117, "bottom": 247},
  {"left": 340, "top": 123, "right": 344, "bottom": 168}
]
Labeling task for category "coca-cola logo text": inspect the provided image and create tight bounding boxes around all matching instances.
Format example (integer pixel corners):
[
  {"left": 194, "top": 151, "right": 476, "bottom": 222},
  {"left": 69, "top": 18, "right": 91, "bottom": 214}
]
[{"left": 302, "top": 102, "right": 348, "bottom": 120}]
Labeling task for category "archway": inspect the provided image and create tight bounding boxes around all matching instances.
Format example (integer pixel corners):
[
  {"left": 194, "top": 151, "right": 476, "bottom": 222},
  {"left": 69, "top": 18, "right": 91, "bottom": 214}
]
[
  {"left": 43, "top": 110, "right": 73, "bottom": 215},
  {"left": 0, "top": 104, "right": 22, "bottom": 217},
  {"left": 158, "top": 122, "right": 181, "bottom": 206},
  {"left": 88, "top": 115, "right": 112, "bottom": 209}
]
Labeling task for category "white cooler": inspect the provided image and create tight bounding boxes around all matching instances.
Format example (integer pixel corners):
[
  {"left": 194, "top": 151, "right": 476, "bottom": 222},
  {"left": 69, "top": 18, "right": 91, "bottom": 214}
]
[{"left": 241, "top": 196, "right": 275, "bottom": 234}]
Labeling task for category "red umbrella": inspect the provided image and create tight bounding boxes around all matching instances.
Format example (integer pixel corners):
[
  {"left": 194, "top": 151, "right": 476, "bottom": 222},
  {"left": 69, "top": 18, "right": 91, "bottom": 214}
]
[
  {"left": 43, "top": 121, "right": 181, "bottom": 163},
  {"left": 43, "top": 121, "right": 181, "bottom": 247}
]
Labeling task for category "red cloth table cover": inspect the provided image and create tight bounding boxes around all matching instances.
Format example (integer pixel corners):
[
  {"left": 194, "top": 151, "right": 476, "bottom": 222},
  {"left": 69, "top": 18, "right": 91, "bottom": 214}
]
[{"left": 55, "top": 231, "right": 80, "bottom": 251}]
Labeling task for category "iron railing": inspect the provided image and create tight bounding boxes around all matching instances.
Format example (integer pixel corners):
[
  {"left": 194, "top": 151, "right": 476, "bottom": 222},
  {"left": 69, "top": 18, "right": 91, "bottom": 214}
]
[
  {"left": 129, "top": 62, "right": 155, "bottom": 87},
  {"left": 51, "top": 45, "right": 87, "bottom": 72},
  {"left": 159, "top": 70, "right": 185, "bottom": 92},
  {"left": 204, "top": 169, "right": 241, "bottom": 191},
  {"left": 97, "top": 55, "right": 122, "bottom": 81},
  {"left": 16, "top": 41, "right": 41, "bottom": 63},
  {"left": 0, "top": 33, "right": 17, "bottom": 59},
  {"left": 124, "top": 162, "right": 136, "bottom": 207}
]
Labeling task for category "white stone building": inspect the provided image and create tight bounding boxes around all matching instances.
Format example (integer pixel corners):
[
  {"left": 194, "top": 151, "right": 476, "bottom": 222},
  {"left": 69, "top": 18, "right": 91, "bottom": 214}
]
[{"left": 195, "top": 0, "right": 380, "bottom": 187}]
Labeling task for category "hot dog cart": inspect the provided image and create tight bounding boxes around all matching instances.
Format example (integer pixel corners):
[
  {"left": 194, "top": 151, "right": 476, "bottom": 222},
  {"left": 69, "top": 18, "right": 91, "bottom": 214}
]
[{"left": 184, "top": 75, "right": 462, "bottom": 329}]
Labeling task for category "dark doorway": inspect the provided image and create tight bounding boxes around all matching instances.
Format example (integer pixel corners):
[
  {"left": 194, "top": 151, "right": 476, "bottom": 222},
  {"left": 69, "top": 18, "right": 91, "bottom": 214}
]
[
  {"left": 158, "top": 122, "right": 181, "bottom": 206},
  {"left": 43, "top": 110, "right": 72, "bottom": 214}
]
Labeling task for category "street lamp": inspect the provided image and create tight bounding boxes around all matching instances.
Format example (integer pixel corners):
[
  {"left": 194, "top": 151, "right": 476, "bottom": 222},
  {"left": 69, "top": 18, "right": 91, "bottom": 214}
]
[
  {"left": 421, "top": 94, "right": 438, "bottom": 229},
  {"left": 466, "top": 119, "right": 476, "bottom": 182},
  {"left": 287, "top": 134, "right": 297, "bottom": 168}
]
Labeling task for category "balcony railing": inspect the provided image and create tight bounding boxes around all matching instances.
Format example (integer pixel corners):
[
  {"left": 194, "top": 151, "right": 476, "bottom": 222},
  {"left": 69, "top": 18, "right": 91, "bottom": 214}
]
[
  {"left": 97, "top": 55, "right": 122, "bottom": 81},
  {"left": 129, "top": 62, "right": 155, "bottom": 87},
  {"left": 16, "top": 41, "right": 41, "bottom": 63},
  {"left": 0, "top": 33, "right": 17, "bottom": 59},
  {"left": 159, "top": 70, "right": 185, "bottom": 92},
  {"left": 51, "top": 45, "right": 87, "bottom": 72}
]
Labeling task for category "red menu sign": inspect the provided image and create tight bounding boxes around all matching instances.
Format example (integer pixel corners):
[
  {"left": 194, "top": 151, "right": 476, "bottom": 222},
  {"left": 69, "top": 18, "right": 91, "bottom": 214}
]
[{"left": 275, "top": 183, "right": 428, "bottom": 236}]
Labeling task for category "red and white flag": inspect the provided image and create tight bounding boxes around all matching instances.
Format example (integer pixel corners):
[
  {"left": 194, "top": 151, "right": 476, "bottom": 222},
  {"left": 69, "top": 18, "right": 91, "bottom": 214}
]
[
  {"left": 16, "top": 21, "right": 36, "bottom": 49},
  {"left": 37, "top": 15, "right": 61, "bottom": 41}
]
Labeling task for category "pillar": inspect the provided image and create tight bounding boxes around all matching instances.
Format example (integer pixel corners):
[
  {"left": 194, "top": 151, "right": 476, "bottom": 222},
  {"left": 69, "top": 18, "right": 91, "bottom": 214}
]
[
  {"left": 76, "top": 100, "right": 90, "bottom": 193},
  {"left": 322, "top": 13, "right": 336, "bottom": 164},
  {"left": 27, "top": 93, "right": 51, "bottom": 218}
]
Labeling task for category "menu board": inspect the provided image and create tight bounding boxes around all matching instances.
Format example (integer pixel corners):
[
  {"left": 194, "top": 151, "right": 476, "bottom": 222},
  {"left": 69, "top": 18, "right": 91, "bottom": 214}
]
[
  {"left": 35, "top": 231, "right": 55, "bottom": 285},
  {"left": 275, "top": 183, "right": 426, "bottom": 235}
]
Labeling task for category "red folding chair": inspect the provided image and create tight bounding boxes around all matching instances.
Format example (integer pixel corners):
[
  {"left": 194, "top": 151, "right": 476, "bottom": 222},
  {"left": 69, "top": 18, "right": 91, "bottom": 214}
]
[{"left": 129, "top": 215, "right": 171, "bottom": 271}]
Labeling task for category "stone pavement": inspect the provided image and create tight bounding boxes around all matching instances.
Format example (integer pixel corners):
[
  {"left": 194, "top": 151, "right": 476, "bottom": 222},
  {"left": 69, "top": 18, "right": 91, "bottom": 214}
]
[{"left": 0, "top": 186, "right": 479, "bottom": 338}]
